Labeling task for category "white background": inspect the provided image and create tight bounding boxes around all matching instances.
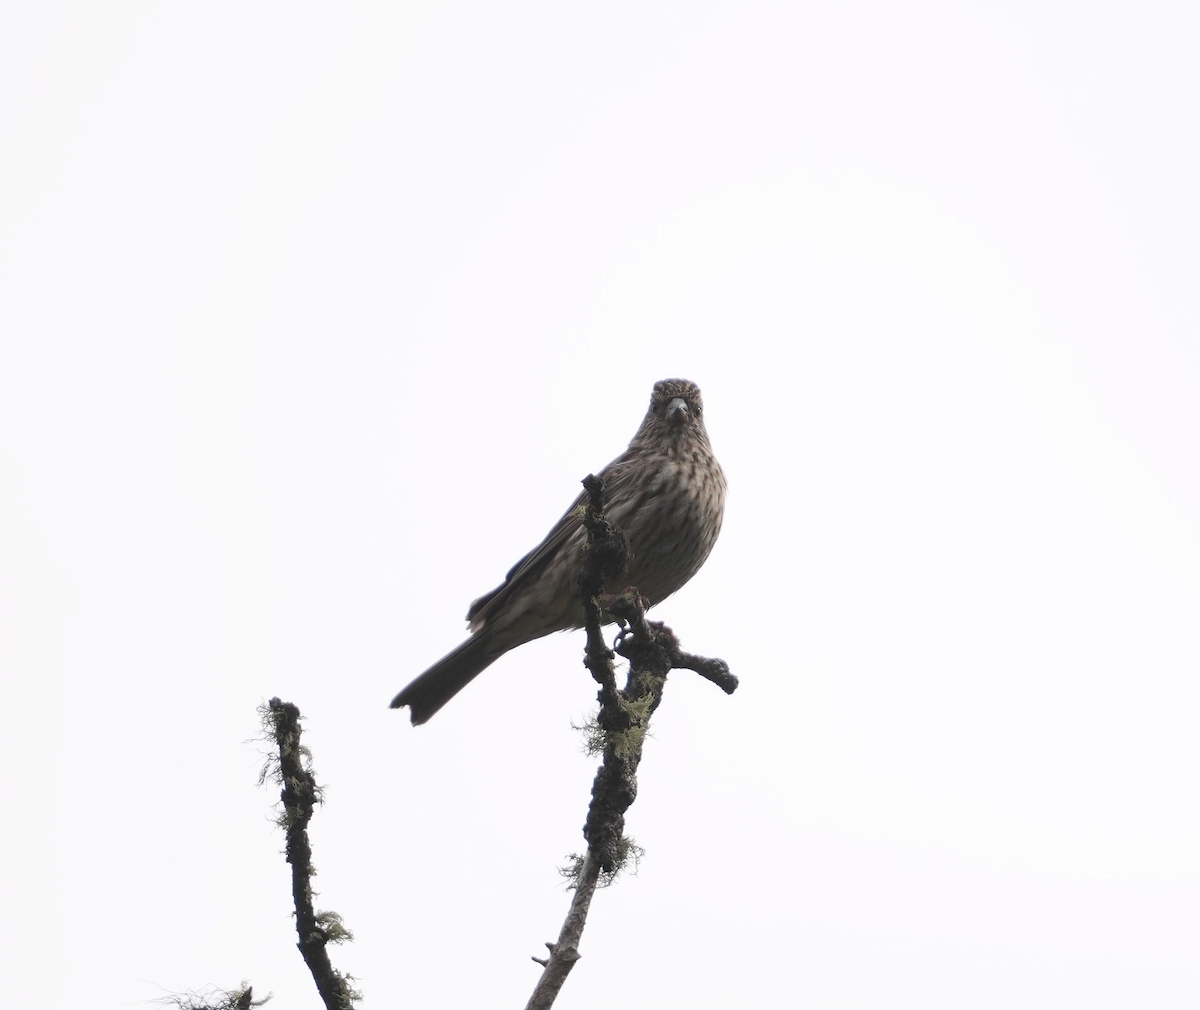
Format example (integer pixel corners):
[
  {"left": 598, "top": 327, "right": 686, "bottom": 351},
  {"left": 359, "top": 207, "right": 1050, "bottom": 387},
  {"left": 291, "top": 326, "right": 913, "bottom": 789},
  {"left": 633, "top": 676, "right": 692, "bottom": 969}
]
[{"left": 2, "top": 3, "right": 1197, "bottom": 1007}]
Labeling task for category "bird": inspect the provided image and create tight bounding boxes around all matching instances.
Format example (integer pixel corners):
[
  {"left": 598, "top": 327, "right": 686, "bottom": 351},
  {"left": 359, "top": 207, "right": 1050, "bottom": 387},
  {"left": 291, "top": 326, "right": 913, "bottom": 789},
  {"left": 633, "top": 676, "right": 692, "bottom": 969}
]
[{"left": 390, "top": 378, "right": 726, "bottom": 724}]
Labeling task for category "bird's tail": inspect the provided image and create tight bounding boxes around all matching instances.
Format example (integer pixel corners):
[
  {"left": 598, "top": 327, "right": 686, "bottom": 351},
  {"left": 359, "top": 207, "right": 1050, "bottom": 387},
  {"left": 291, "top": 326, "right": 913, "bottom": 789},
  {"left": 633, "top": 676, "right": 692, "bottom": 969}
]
[{"left": 390, "top": 632, "right": 505, "bottom": 725}]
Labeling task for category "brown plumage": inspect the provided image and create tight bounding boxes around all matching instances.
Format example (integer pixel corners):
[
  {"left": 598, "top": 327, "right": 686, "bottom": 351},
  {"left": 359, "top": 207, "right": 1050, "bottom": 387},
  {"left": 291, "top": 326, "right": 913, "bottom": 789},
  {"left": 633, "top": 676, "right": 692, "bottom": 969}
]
[{"left": 390, "top": 378, "right": 726, "bottom": 724}]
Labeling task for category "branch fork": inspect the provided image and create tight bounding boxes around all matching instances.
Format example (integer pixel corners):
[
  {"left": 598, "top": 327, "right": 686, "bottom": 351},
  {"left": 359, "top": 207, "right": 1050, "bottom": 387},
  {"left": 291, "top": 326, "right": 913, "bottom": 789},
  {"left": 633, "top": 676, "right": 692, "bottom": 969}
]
[{"left": 523, "top": 474, "right": 736, "bottom": 1009}]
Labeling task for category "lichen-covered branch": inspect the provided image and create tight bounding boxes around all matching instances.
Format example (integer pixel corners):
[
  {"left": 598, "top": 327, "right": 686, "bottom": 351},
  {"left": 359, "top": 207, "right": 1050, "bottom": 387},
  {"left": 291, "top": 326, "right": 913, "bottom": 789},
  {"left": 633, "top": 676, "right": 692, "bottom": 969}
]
[
  {"left": 524, "top": 475, "right": 736, "bottom": 1009},
  {"left": 261, "top": 699, "right": 360, "bottom": 1010},
  {"left": 153, "top": 983, "right": 268, "bottom": 1010}
]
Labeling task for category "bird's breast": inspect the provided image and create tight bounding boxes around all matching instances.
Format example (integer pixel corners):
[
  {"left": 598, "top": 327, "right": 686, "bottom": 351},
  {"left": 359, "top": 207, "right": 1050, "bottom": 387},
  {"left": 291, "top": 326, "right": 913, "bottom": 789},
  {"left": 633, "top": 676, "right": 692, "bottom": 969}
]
[{"left": 607, "top": 447, "right": 725, "bottom": 605}]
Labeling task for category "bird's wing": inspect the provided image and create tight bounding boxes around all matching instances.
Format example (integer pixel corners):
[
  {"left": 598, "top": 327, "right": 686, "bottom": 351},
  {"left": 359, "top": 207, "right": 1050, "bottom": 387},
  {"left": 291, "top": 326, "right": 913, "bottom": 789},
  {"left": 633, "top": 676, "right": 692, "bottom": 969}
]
[{"left": 465, "top": 448, "right": 646, "bottom": 628}]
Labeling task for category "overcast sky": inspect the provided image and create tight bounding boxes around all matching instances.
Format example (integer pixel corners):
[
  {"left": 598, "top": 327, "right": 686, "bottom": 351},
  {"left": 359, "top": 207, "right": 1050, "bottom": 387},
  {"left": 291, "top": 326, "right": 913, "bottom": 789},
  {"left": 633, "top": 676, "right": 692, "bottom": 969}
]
[{"left": 3, "top": 3, "right": 1198, "bottom": 1008}]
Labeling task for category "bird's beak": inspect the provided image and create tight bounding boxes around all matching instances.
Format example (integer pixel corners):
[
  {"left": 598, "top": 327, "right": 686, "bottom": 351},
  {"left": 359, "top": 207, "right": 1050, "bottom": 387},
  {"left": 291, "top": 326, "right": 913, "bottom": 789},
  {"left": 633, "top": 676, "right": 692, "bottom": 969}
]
[{"left": 666, "top": 397, "right": 689, "bottom": 425}]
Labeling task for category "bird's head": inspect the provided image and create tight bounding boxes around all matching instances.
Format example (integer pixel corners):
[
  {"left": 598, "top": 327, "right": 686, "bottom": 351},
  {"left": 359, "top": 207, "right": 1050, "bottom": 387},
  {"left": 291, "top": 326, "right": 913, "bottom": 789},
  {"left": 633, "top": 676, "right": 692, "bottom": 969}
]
[{"left": 633, "top": 378, "right": 709, "bottom": 447}]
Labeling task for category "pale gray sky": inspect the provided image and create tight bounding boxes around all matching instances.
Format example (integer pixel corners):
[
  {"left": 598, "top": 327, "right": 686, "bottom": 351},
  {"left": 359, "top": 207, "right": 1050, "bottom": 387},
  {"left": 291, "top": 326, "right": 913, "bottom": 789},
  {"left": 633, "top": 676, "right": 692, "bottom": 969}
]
[{"left": 2, "top": 3, "right": 1197, "bottom": 1008}]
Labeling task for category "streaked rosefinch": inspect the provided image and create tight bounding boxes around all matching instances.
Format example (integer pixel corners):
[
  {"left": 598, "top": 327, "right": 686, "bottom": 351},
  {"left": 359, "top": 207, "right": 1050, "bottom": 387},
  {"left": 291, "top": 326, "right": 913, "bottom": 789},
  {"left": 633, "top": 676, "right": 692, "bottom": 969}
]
[{"left": 391, "top": 378, "right": 726, "bottom": 724}]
